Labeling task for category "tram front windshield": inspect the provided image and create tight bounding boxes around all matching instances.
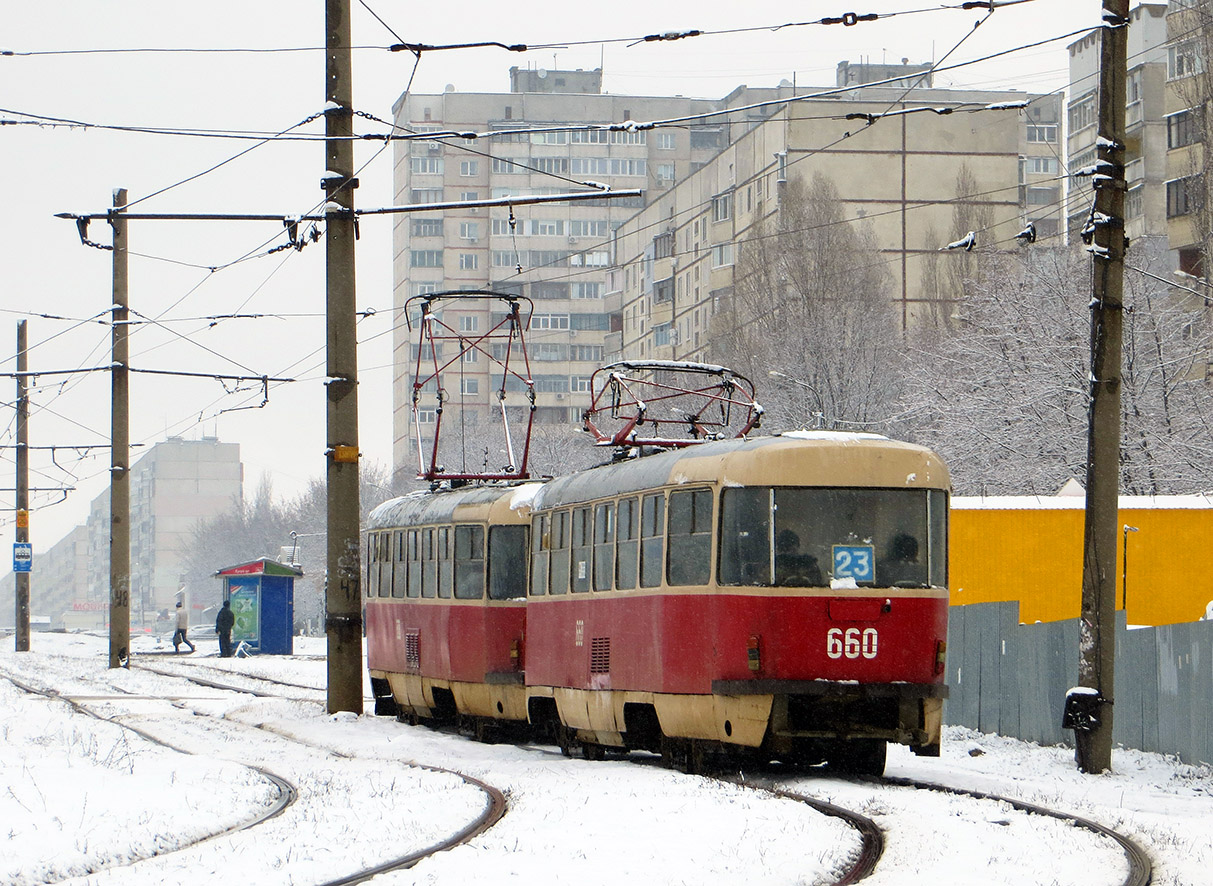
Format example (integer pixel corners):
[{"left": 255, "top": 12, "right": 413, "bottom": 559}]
[{"left": 718, "top": 487, "right": 947, "bottom": 588}]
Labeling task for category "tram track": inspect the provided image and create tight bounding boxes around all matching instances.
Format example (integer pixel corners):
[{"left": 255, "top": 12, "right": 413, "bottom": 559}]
[
  {"left": 126, "top": 666, "right": 1158, "bottom": 886},
  {"left": 0, "top": 663, "right": 506, "bottom": 886}
]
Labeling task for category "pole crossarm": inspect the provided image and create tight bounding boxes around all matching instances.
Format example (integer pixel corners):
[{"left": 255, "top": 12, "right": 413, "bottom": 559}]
[{"left": 54, "top": 188, "right": 644, "bottom": 227}]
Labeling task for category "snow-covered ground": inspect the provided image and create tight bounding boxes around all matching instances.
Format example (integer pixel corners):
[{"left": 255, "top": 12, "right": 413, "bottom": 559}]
[{"left": 1, "top": 631, "right": 1209, "bottom": 885}]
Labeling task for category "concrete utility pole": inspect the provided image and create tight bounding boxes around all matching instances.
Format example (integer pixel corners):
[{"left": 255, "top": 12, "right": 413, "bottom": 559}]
[
  {"left": 14, "top": 321, "right": 30, "bottom": 652},
  {"left": 324, "top": 0, "right": 364, "bottom": 714},
  {"left": 1075, "top": 0, "right": 1129, "bottom": 774},
  {"left": 109, "top": 188, "right": 131, "bottom": 669}
]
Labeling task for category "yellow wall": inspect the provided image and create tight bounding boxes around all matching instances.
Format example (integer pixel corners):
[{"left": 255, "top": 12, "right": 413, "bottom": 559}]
[{"left": 950, "top": 503, "right": 1213, "bottom": 626}]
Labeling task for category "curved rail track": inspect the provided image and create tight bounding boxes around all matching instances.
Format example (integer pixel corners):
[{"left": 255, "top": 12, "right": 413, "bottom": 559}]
[
  {"left": 0, "top": 664, "right": 506, "bottom": 886},
  {"left": 7, "top": 657, "right": 1154, "bottom": 886}
]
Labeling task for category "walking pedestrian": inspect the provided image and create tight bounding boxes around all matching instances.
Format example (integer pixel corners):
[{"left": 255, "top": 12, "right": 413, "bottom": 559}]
[
  {"left": 172, "top": 601, "right": 195, "bottom": 653},
  {"left": 216, "top": 599, "right": 235, "bottom": 658}
]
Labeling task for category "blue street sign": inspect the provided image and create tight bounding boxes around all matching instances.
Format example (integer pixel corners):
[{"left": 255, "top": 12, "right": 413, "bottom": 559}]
[{"left": 13, "top": 542, "right": 32, "bottom": 573}]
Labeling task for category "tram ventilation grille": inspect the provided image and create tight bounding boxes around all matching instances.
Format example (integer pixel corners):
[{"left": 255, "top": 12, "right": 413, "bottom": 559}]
[
  {"left": 405, "top": 631, "right": 421, "bottom": 670},
  {"left": 590, "top": 637, "right": 611, "bottom": 673}
]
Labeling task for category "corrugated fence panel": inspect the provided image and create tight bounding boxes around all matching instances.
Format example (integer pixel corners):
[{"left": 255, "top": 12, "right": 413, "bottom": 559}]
[
  {"left": 996, "top": 602, "right": 1021, "bottom": 739},
  {"left": 949, "top": 602, "right": 1213, "bottom": 764}
]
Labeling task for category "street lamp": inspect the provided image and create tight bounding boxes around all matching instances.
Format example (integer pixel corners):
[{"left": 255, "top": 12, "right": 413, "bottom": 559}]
[
  {"left": 767, "top": 370, "right": 825, "bottom": 429},
  {"left": 1122, "top": 524, "right": 1139, "bottom": 611}
]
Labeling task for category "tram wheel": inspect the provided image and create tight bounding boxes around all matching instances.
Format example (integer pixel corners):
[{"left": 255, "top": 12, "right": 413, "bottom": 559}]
[{"left": 828, "top": 739, "right": 887, "bottom": 777}]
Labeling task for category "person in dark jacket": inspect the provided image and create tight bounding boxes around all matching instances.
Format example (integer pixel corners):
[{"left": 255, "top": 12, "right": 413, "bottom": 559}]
[{"left": 215, "top": 599, "right": 236, "bottom": 658}]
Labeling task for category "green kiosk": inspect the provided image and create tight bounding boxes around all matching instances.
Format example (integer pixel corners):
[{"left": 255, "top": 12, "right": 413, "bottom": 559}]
[{"left": 214, "top": 558, "right": 302, "bottom": 655}]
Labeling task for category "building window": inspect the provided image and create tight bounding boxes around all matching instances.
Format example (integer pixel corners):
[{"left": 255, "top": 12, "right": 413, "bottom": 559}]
[
  {"left": 532, "top": 157, "right": 570, "bottom": 175},
  {"left": 571, "top": 345, "right": 603, "bottom": 362},
  {"left": 656, "top": 163, "right": 675, "bottom": 183},
  {"left": 416, "top": 408, "right": 436, "bottom": 424},
  {"left": 1026, "top": 124, "right": 1057, "bottom": 143},
  {"left": 1025, "top": 187, "right": 1058, "bottom": 206},
  {"left": 571, "top": 158, "right": 610, "bottom": 176},
  {"left": 1067, "top": 95, "right": 1096, "bottom": 133},
  {"left": 532, "top": 314, "right": 570, "bottom": 330},
  {"left": 532, "top": 283, "right": 569, "bottom": 300},
  {"left": 571, "top": 376, "right": 592, "bottom": 393},
  {"left": 412, "top": 282, "right": 440, "bottom": 296},
  {"left": 710, "top": 243, "right": 734, "bottom": 268},
  {"left": 570, "top": 130, "right": 609, "bottom": 144},
  {"left": 1126, "top": 185, "right": 1143, "bottom": 219},
  {"left": 410, "top": 188, "right": 445, "bottom": 204},
  {"left": 569, "top": 220, "right": 608, "bottom": 238},
  {"left": 711, "top": 192, "right": 733, "bottom": 222},
  {"left": 531, "top": 131, "right": 568, "bottom": 145},
  {"left": 461, "top": 378, "right": 480, "bottom": 395},
  {"left": 460, "top": 160, "right": 479, "bottom": 176},
  {"left": 411, "top": 250, "right": 443, "bottom": 268},
  {"left": 411, "top": 218, "right": 444, "bottom": 237},
  {"left": 654, "top": 231, "right": 674, "bottom": 258},
  {"left": 1167, "top": 176, "right": 1201, "bottom": 218},
  {"left": 462, "top": 349, "right": 478, "bottom": 363},
  {"left": 530, "top": 219, "right": 565, "bottom": 236},
  {"left": 654, "top": 277, "right": 674, "bottom": 303},
  {"left": 459, "top": 315, "right": 479, "bottom": 333},
  {"left": 460, "top": 191, "right": 479, "bottom": 202},
  {"left": 570, "top": 251, "right": 610, "bottom": 267},
  {"left": 1168, "top": 109, "right": 1201, "bottom": 150},
  {"left": 1025, "top": 156, "right": 1058, "bottom": 175},
  {"left": 458, "top": 253, "right": 479, "bottom": 270},
  {"left": 653, "top": 322, "right": 672, "bottom": 346},
  {"left": 690, "top": 129, "right": 722, "bottom": 150},
  {"left": 572, "top": 282, "right": 601, "bottom": 299},
  {"left": 1169, "top": 41, "right": 1203, "bottom": 80},
  {"left": 491, "top": 157, "right": 524, "bottom": 174},
  {"left": 657, "top": 132, "right": 676, "bottom": 150},
  {"left": 609, "top": 158, "right": 647, "bottom": 176},
  {"left": 610, "top": 130, "right": 646, "bottom": 145},
  {"left": 459, "top": 222, "right": 480, "bottom": 240},
  {"left": 410, "top": 157, "right": 444, "bottom": 175}
]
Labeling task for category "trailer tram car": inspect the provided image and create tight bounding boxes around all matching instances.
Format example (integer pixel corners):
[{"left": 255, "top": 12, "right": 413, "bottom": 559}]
[
  {"left": 366, "top": 430, "right": 950, "bottom": 776},
  {"left": 365, "top": 483, "right": 541, "bottom": 739}
]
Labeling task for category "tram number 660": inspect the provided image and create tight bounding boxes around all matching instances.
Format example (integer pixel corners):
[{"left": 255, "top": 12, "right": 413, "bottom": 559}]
[{"left": 826, "top": 627, "right": 878, "bottom": 660}]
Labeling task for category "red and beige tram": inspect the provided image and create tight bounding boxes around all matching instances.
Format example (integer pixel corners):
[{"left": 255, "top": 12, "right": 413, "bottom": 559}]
[{"left": 366, "top": 430, "right": 950, "bottom": 775}]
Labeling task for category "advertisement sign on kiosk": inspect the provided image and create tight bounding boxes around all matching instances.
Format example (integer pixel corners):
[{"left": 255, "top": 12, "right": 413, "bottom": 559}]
[{"left": 214, "top": 558, "right": 302, "bottom": 655}]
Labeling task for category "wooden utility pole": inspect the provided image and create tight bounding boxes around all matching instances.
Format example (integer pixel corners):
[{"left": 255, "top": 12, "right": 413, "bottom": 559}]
[
  {"left": 1075, "top": 0, "right": 1129, "bottom": 774},
  {"left": 324, "top": 0, "right": 364, "bottom": 714},
  {"left": 109, "top": 188, "right": 131, "bottom": 669},
  {"left": 14, "top": 321, "right": 30, "bottom": 652}
]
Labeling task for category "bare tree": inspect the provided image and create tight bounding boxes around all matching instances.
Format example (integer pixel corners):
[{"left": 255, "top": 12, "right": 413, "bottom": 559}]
[
  {"left": 716, "top": 174, "right": 905, "bottom": 432},
  {"left": 901, "top": 239, "right": 1213, "bottom": 494}
]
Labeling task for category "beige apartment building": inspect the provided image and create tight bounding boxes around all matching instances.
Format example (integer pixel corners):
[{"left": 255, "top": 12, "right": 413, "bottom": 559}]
[
  {"left": 391, "top": 66, "right": 1062, "bottom": 471},
  {"left": 1067, "top": 3, "right": 1171, "bottom": 246},
  {"left": 611, "top": 79, "right": 1057, "bottom": 363},
  {"left": 1164, "top": 0, "right": 1212, "bottom": 277},
  {"left": 390, "top": 70, "right": 728, "bottom": 474}
]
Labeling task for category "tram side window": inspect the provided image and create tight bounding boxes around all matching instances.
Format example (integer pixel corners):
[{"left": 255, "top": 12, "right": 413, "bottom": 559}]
[
  {"left": 549, "top": 510, "right": 570, "bottom": 595},
  {"left": 593, "top": 502, "right": 615, "bottom": 591},
  {"left": 365, "top": 533, "right": 376, "bottom": 598},
  {"left": 668, "top": 489, "right": 712, "bottom": 586},
  {"left": 928, "top": 489, "right": 948, "bottom": 588},
  {"left": 436, "top": 526, "right": 453, "bottom": 598},
  {"left": 640, "top": 493, "right": 665, "bottom": 588},
  {"left": 719, "top": 488, "right": 771, "bottom": 586},
  {"left": 571, "top": 506, "right": 592, "bottom": 593},
  {"left": 454, "top": 524, "right": 486, "bottom": 599},
  {"left": 379, "top": 533, "right": 393, "bottom": 598},
  {"left": 616, "top": 497, "right": 638, "bottom": 590},
  {"left": 407, "top": 530, "right": 421, "bottom": 597},
  {"left": 530, "top": 514, "right": 549, "bottom": 596},
  {"left": 490, "top": 525, "right": 529, "bottom": 600},
  {"left": 393, "top": 530, "right": 406, "bottom": 598},
  {"left": 421, "top": 528, "right": 437, "bottom": 598}
]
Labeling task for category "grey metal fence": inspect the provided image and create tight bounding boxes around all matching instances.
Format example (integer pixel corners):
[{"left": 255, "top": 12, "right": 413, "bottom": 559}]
[{"left": 945, "top": 602, "right": 1213, "bottom": 766}]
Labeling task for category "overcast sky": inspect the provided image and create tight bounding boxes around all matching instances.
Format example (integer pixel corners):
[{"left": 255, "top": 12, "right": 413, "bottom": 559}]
[{"left": 1, "top": 1, "right": 1100, "bottom": 550}]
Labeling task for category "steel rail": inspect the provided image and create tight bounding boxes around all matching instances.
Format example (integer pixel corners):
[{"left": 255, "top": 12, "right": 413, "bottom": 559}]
[{"left": 883, "top": 776, "right": 1152, "bottom": 886}]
